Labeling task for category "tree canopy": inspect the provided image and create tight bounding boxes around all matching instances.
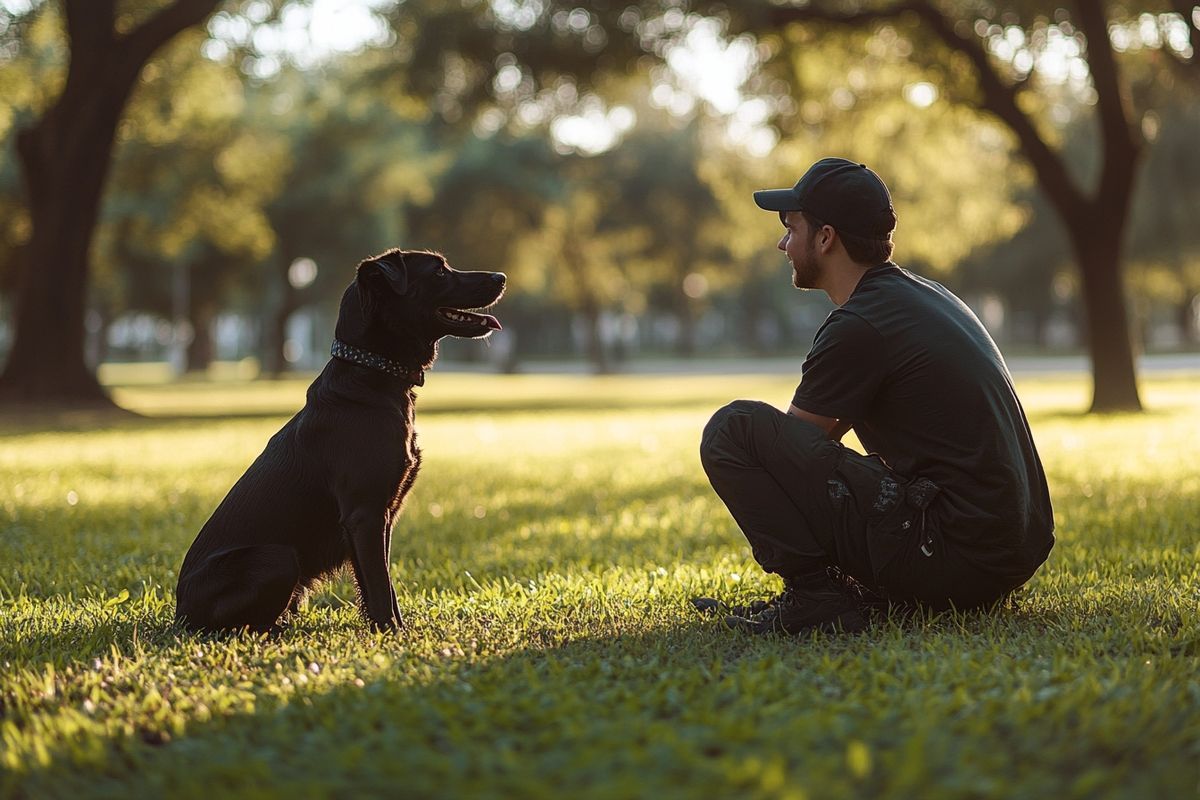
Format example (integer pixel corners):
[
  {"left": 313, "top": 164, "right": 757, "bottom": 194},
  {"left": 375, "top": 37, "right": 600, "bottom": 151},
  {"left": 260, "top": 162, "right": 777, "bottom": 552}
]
[{"left": 1, "top": 0, "right": 1198, "bottom": 406}]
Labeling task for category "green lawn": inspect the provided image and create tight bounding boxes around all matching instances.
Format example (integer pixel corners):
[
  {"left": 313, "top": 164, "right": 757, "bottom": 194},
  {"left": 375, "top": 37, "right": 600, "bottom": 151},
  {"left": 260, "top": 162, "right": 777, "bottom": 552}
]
[{"left": 1, "top": 372, "right": 1197, "bottom": 799}]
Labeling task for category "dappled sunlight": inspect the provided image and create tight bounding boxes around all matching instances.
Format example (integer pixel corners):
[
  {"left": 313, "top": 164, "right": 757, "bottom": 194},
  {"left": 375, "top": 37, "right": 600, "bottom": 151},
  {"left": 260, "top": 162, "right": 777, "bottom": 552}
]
[
  {"left": 4, "top": 0, "right": 1200, "bottom": 790},
  {"left": 1, "top": 373, "right": 1197, "bottom": 795}
]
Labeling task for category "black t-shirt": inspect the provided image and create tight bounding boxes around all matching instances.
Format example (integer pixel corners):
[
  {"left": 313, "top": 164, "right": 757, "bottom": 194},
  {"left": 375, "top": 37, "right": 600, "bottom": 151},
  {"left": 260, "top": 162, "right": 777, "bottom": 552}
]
[{"left": 793, "top": 262, "right": 1054, "bottom": 577}]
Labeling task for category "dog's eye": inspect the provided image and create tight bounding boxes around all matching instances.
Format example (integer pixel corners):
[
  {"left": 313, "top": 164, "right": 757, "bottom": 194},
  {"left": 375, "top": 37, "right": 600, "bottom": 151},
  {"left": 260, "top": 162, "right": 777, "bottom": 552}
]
[{"left": 437, "top": 269, "right": 448, "bottom": 278}]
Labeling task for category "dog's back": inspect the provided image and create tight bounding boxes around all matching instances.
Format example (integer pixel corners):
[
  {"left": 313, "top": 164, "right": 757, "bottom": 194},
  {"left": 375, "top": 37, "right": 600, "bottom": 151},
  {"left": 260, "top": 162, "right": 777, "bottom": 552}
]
[{"left": 174, "top": 250, "right": 504, "bottom": 634}]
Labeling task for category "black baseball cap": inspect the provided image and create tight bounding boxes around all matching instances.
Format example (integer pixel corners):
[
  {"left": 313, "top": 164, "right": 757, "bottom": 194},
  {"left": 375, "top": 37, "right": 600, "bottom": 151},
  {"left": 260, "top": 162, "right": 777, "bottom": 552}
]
[{"left": 753, "top": 158, "right": 896, "bottom": 239}]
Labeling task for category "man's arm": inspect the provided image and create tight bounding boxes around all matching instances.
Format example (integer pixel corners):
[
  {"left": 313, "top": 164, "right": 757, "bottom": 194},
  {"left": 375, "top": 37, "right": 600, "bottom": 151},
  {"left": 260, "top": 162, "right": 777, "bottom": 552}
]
[{"left": 788, "top": 404, "right": 853, "bottom": 442}]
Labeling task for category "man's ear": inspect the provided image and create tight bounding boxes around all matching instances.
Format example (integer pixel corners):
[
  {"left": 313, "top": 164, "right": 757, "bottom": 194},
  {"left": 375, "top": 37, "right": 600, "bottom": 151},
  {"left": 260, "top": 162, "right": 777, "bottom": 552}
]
[{"left": 818, "top": 225, "right": 837, "bottom": 254}]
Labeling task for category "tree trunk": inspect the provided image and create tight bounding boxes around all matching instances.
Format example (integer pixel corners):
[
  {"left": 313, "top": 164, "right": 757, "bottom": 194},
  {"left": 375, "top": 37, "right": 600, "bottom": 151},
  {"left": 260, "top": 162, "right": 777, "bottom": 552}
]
[
  {"left": 1051, "top": 3, "right": 1142, "bottom": 411},
  {"left": 497, "top": 301, "right": 533, "bottom": 373},
  {"left": 0, "top": 103, "right": 126, "bottom": 407},
  {"left": 258, "top": 249, "right": 285, "bottom": 378},
  {"left": 262, "top": 299, "right": 295, "bottom": 378},
  {"left": 500, "top": 328, "right": 521, "bottom": 374},
  {"left": 1030, "top": 306, "right": 1048, "bottom": 349},
  {"left": 85, "top": 308, "right": 112, "bottom": 370},
  {"left": 739, "top": 280, "right": 770, "bottom": 355},
  {"left": 1071, "top": 233, "right": 1142, "bottom": 412},
  {"left": 579, "top": 302, "right": 611, "bottom": 375},
  {"left": 765, "top": 2, "right": 1146, "bottom": 412},
  {"left": 0, "top": 0, "right": 220, "bottom": 409},
  {"left": 675, "top": 295, "right": 697, "bottom": 358},
  {"left": 1179, "top": 291, "right": 1198, "bottom": 347},
  {"left": 558, "top": 236, "right": 611, "bottom": 373},
  {"left": 186, "top": 299, "right": 216, "bottom": 374}
]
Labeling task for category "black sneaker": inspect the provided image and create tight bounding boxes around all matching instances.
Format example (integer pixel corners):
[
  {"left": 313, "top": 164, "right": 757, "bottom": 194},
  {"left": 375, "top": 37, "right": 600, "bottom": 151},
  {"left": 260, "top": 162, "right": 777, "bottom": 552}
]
[
  {"left": 724, "top": 575, "right": 868, "bottom": 636},
  {"left": 691, "top": 573, "right": 830, "bottom": 618},
  {"left": 690, "top": 587, "right": 790, "bottom": 618},
  {"left": 825, "top": 566, "right": 890, "bottom": 616},
  {"left": 727, "top": 592, "right": 787, "bottom": 618}
]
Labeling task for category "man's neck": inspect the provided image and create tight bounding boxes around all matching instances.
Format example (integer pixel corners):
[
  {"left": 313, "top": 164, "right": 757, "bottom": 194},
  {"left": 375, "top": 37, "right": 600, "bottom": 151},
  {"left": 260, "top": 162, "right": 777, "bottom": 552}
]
[{"left": 824, "top": 261, "right": 872, "bottom": 306}]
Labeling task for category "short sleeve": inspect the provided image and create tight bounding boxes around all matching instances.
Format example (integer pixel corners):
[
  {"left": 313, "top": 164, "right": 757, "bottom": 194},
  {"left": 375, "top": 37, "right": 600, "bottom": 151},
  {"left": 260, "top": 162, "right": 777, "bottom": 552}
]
[{"left": 791, "top": 311, "right": 887, "bottom": 420}]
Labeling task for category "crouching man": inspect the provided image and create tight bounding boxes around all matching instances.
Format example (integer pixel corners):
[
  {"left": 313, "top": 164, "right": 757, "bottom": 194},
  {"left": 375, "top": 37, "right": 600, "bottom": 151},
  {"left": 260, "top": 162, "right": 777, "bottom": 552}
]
[{"left": 698, "top": 158, "right": 1054, "bottom": 635}]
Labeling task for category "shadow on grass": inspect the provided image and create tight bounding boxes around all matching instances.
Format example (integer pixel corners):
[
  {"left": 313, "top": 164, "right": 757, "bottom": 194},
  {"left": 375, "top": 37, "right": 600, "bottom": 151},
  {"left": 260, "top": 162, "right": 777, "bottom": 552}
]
[
  {"left": 1023, "top": 404, "right": 1194, "bottom": 425},
  {"left": 1, "top": 596, "right": 1104, "bottom": 800},
  {"left": 134, "top": 395, "right": 718, "bottom": 420},
  {"left": 0, "top": 470, "right": 717, "bottom": 601},
  {"left": 0, "top": 407, "right": 308, "bottom": 435},
  {"left": 0, "top": 397, "right": 724, "bottom": 436},
  {"left": 7, "top": 398, "right": 1191, "bottom": 437},
  {"left": 0, "top": 405, "right": 147, "bottom": 434}
]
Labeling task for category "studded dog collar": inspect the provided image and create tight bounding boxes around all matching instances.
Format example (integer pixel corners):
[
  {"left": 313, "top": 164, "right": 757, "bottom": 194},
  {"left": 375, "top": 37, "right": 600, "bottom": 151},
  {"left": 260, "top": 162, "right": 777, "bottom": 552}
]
[{"left": 331, "top": 339, "right": 425, "bottom": 386}]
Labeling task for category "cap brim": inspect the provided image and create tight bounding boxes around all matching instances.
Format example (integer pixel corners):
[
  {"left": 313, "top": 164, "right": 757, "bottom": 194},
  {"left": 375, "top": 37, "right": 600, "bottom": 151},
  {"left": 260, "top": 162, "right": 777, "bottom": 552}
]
[{"left": 753, "top": 188, "right": 802, "bottom": 212}]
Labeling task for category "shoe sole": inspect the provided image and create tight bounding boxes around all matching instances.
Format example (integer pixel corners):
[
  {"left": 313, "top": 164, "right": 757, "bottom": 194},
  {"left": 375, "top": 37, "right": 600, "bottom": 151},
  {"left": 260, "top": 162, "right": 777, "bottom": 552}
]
[
  {"left": 723, "top": 610, "right": 868, "bottom": 636},
  {"left": 691, "top": 597, "right": 773, "bottom": 617}
]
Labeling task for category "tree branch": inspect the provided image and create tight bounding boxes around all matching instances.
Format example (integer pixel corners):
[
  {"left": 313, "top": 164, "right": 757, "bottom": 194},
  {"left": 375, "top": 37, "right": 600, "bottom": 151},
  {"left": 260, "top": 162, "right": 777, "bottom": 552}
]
[
  {"left": 118, "top": 0, "right": 223, "bottom": 80},
  {"left": 768, "top": 0, "right": 1088, "bottom": 224},
  {"left": 64, "top": 0, "right": 116, "bottom": 50},
  {"left": 766, "top": 1, "right": 917, "bottom": 29},
  {"left": 1074, "top": 2, "right": 1140, "bottom": 161},
  {"left": 63, "top": 0, "right": 117, "bottom": 76}
]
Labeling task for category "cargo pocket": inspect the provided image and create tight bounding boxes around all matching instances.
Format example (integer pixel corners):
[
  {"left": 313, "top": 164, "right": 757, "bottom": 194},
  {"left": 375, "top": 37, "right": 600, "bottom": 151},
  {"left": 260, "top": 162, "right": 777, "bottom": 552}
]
[
  {"left": 865, "top": 477, "right": 923, "bottom": 584},
  {"left": 828, "top": 453, "right": 938, "bottom": 585}
]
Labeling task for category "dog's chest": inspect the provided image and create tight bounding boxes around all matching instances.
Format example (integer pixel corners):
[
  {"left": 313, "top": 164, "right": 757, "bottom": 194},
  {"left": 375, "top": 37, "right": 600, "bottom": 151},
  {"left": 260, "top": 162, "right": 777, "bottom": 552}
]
[{"left": 386, "top": 427, "right": 421, "bottom": 513}]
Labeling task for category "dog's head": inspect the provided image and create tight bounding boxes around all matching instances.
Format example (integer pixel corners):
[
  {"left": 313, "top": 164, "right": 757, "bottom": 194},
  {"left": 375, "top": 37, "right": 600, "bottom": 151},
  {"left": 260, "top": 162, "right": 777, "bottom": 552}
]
[{"left": 335, "top": 249, "right": 506, "bottom": 368}]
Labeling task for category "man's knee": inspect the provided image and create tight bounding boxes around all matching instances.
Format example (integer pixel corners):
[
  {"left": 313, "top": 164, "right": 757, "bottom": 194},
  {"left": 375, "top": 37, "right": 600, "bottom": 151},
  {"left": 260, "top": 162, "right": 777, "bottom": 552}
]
[{"left": 700, "top": 400, "right": 775, "bottom": 471}]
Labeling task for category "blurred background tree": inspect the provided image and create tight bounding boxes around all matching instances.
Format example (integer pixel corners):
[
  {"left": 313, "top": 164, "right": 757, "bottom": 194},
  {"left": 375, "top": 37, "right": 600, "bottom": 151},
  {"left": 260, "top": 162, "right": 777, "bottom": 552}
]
[
  {"left": 719, "top": 1, "right": 1199, "bottom": 411},
  {"left": 96, "top": 27, "right": 283, "bottom": 373},
  {"left": 378, "top": 0, "right": 1198, "bottom": 410},
  {"left": 1, "top": 0, "right": 1198, "bottom": 411},
  {"left": 0, "top": 0, "right": 227, "bottom": 407}
]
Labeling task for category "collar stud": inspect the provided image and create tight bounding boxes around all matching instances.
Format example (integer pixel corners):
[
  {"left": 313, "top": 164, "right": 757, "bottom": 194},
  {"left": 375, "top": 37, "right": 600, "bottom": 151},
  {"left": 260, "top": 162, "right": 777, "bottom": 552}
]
[{"left": 331, "top": 339, "right": 424, "bottom": 385}]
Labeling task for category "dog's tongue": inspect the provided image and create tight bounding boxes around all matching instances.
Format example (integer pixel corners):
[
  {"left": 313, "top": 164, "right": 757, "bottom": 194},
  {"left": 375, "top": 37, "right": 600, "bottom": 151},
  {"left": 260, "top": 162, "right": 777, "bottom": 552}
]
[{"left": 478, "top": 313, "right": 502, "bottom": 331}]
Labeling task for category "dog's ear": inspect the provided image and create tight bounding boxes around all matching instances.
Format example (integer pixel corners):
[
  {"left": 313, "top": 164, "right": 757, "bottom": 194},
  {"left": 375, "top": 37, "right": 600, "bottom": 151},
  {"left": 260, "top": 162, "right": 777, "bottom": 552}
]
[
  {"left": 356, "top": 257, "right": 409, "bottom": 319},
  {"left": 358, "top": 258, "right": 409, "bottom": 295}
]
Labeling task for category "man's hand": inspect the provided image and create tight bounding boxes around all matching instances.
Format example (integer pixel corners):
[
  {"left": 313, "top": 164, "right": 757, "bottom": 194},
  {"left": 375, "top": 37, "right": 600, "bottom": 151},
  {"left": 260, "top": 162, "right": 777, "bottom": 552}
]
[{"left": 788, "top": 404, "right": 852, "bottom": 442}]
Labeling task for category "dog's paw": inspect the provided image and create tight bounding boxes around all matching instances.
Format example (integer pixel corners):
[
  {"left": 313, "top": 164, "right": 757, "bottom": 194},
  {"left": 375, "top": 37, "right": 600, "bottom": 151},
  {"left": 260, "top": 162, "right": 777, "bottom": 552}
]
[
  {"left": 368, "top": 614, "right": 404, "bottom": 633},
  {"left": 689, "top": 596, "right": 727, "bottom": 616}
]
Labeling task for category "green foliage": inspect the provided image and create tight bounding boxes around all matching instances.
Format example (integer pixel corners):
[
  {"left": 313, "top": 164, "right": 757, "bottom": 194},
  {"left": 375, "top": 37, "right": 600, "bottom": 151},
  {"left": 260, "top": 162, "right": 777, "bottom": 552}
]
[
  {"left": 2, "top": 0, "right": 1199, "bottom": 388},
  {"left": 90, "top": 26, "right": 284, "bottom": 318},
  {"left": 1127, "top": 93, "right": 1200, "bottom": 302},
  {"left": 411, "top": 133, "right": 562, "bottom": 286},
  {"left": 0, "top": 373, "right": 1197, "bottom": 798},
  {"left": 0, "top": 1, "right": 65, "bottom": 290},
  {"left": 608, "top": 116, "right": 730, "bottom": 318},
  {"left": 757, "top": 21, "right": 1031, "bottom": 276},
  {"left": 0, "top": 2, "right": 65, "bottom": 131}
]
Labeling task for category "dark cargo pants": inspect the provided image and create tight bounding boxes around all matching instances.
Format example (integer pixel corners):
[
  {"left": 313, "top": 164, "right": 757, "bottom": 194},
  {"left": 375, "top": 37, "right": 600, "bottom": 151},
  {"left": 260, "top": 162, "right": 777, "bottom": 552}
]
[{"left": 699, "top": 400, "right": 1018, "bottom": 611}]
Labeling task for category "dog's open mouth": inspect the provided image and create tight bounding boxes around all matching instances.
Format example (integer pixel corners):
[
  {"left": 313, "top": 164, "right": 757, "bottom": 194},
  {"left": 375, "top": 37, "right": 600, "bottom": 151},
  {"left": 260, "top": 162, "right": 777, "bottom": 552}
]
[{"left": 437, "top": 307, "right": 502, "bottom": 331}]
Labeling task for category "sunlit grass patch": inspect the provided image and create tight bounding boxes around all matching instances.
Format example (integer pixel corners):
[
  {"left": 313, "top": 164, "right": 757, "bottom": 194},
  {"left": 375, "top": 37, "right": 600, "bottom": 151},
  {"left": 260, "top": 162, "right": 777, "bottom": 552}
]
[{"left": 1, "top": 373, "right": 1197, "bottom": 798}]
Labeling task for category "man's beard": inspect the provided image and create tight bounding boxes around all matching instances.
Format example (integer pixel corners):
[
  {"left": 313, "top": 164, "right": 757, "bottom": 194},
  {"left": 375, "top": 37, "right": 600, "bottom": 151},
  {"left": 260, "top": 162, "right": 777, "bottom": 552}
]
[{"left": 791, "top": 239, "right": 820, "bottom": 289}]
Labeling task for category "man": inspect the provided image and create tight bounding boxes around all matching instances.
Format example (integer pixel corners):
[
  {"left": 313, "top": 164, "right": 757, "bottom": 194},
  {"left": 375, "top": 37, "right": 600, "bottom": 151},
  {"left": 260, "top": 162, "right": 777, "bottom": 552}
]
[{"left": 697, "top": 157, "right": 1054, "bottom": 635}]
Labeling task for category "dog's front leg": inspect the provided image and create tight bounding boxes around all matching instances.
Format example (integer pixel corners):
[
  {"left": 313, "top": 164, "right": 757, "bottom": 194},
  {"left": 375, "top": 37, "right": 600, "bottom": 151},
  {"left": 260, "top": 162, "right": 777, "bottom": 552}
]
[
  {"left": 383, "top": 517, "right": 402, "bottom": 622},
  {"left": 342, "top": 507, "right": 402, "bottom": 631}
]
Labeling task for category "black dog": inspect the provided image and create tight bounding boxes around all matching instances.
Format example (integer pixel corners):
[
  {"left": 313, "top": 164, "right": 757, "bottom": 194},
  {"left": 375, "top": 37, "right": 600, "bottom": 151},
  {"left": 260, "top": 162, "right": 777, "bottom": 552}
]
[{"left": 175, "top": 249, "right": 505, "bottom": 633}]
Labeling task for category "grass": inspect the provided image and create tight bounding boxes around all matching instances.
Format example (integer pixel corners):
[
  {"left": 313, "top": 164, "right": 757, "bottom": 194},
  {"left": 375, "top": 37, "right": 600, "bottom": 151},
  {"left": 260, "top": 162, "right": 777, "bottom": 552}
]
[{"left": 0, "top": 371, "right": 1197, "bottom": 799}]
